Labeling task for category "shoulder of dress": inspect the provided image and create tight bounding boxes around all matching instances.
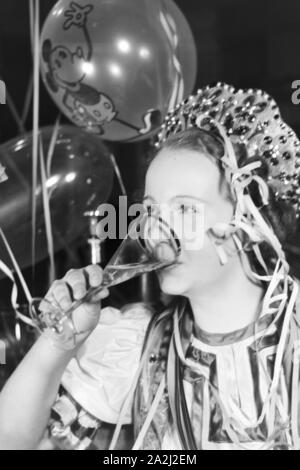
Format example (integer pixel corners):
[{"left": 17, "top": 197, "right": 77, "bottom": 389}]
[
  {"left": 96, "top": 303, "right": 154, "bottom": 327},
  {"left": 61, "top": 305, "right": 156, "bottom": 424},
  {"left": 120, "top": 302, "right": 155, "bottom": 317},
  {"left": 101, "top": 302, "right": 174, "bottom": 330}
]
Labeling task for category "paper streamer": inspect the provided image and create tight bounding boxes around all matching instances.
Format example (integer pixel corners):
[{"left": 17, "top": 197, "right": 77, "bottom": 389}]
[{"left": 31, "top": 0, "right": 40, "bottom": 272}]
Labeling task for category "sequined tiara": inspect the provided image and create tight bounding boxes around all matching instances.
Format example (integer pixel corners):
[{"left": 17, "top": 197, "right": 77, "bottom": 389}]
[{"left": 156, "top": 82, "right": 300, "bottom": 215}]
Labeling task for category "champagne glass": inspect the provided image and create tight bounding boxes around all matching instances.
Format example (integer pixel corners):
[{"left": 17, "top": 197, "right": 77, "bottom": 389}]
[{"left": 29, "top": 214, "right": 181, "bottom": 334}]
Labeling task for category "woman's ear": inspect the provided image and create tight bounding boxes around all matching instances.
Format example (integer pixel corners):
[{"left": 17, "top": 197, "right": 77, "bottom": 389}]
[
  {"left": 207, "top": 223, "right": 238, "bottom": 265},
  {"left": 209, "top": 222, "right": 234, "bottom": 240},
  {"left": 207, "top": 229, "right": 229, "bottom": 265}
]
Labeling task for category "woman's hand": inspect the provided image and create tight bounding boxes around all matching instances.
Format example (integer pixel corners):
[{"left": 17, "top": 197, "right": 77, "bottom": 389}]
[{"left": 39, "top": 265, "right": 109, "bottom": 350}]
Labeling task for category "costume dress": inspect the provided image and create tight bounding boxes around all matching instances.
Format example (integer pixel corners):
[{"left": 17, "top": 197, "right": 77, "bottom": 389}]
[{"left": 48, "top": 278, "right": 300, "bottom": 450}]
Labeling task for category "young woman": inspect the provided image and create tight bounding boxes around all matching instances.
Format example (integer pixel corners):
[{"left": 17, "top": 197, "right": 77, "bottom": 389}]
[{"left": 0, "top": 83, "right": 300, "bottom": 450}]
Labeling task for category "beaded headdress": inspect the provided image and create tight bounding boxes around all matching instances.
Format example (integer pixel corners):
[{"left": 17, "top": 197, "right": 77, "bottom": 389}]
[
  {"left": 156, "top": 82, "right": 300, "bottom": 217},
  {"left": 110, "top": 85, "right": 300, "bottom": 450}
]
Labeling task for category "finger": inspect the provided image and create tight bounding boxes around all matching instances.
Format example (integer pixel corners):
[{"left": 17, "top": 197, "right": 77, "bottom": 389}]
[
  {"left": 51, "top": 280, "right": 73, "bottom": 310},
  {"left": 89, "top": 287, "right": 109, "bottom": 303},
  {"left": 38, "top": 297, "right": 55, "bottom": 314},
  {"left": 99, "top": 287, "right": 109, "bottom": 299},
  {"left": 84, "top": 264, "right": 103, "bottom": 288},
  {"left": 64, "top": 269, "right": 86, "bottom": 300}
]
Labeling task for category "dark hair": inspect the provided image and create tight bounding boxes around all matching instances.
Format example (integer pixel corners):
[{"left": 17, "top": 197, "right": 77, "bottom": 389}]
[{"left": 151, "top": 128, "right": 297, "bottom": 275}]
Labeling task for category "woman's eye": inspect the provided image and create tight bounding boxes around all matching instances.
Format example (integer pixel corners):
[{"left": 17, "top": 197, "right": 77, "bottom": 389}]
[
  {"left": 145, "top": 205, "right": 155, "bottom": 216},
  {"left": 177, "top": 204, "right": 197, "bottom": 215}
]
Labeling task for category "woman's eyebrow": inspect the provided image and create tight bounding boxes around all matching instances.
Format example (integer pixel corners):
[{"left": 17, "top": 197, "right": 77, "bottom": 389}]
[
  {"left": 142, "top": 195, "right": 156, "bottom": 203},
  {"left": 142, "top": 195, "right": 206, "bottom": 204},
  {"left": 170, "top": 195, "right": 206, "bottom": 203}
]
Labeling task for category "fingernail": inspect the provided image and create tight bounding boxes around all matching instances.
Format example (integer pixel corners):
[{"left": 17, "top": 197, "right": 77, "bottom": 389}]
[{"left": 100, "top": 288, "right": 109, "bottom": 298}]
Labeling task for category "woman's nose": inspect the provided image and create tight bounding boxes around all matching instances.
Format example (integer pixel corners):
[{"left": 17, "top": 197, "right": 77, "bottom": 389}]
[
  {"left": 144, "top": 215, "right": 180, "bottom": 261},
  {"left": 154, "top": 241, "right": 177, "bottom": 262}
]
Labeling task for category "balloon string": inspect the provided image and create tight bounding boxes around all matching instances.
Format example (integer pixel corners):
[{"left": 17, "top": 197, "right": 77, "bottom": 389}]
[
  {"left": 21, "top": 73, "right": 33, "bottom": 126},
  {"left": 29, "top": 0, "right": 34, "bottom": 59},
  {"left": 159, "top": 9, "right": 184, "bottom": 110},
  {"left": 0, "top": 227, "right": 36, "bottom": 330},
  {"left": 0, "top": 228, "right": 33, "bottom": 304},
  {"left": 109, "top": 153, "right": 127, "bottom": 196},
  {"left": 0, "top": 260, "right": 34, "bottom": 330},
  {"left": 291, "top": 339, "right": 300, "bottom": 448},
  {"left": 31, "top": 0, "right": 40, "bottom": 275},
  {"left": 46, "top": 116, "right": 60, "bottom": 178},
  {"left": 2, "top": 88, "right": 26, "bottom": 135},
  {"left": 114, "top": 117, "right": 140, "bottom": 132},
  {"left": 24, "top": 0, "right": 35, "bottom": 126},
  {"left": 39, "top": 138, "right": 56, "bottom": 284}
]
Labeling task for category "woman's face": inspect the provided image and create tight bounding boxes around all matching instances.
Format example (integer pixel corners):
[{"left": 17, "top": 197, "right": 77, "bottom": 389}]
[{"left": 144, "top": 146, "right": 237, "bottom": 297}]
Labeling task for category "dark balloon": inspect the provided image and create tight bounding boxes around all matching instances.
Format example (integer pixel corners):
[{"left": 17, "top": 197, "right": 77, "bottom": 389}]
[
  {"left": 40, "top": 0, "right": 197, "bottom": 142},
  {"left": 0, "top": 125, "right": 113, "bottom": 270}
]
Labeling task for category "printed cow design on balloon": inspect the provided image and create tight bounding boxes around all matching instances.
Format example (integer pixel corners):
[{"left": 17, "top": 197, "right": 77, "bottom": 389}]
[{"left": 41, "top": 1, "right": 160, "bottom": 139}]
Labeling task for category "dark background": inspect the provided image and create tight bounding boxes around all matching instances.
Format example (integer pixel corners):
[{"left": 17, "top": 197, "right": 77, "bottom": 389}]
[{"left": 0, "top": 0, "right": 300, "bottom": 383}]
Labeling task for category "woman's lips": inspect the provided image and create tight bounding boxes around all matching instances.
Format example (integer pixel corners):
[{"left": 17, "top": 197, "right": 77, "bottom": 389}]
[{"left": 159, "top": 260, "right": 183, "bottom": 273}]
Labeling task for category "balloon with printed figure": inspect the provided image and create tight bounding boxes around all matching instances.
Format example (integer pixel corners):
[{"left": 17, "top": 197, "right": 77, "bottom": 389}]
[
  {"left": 0, "top": 125, "right": 113, "bottom": 270},
  {"left": 40, "top": 0, "right": 197, "bottom": 142}
]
